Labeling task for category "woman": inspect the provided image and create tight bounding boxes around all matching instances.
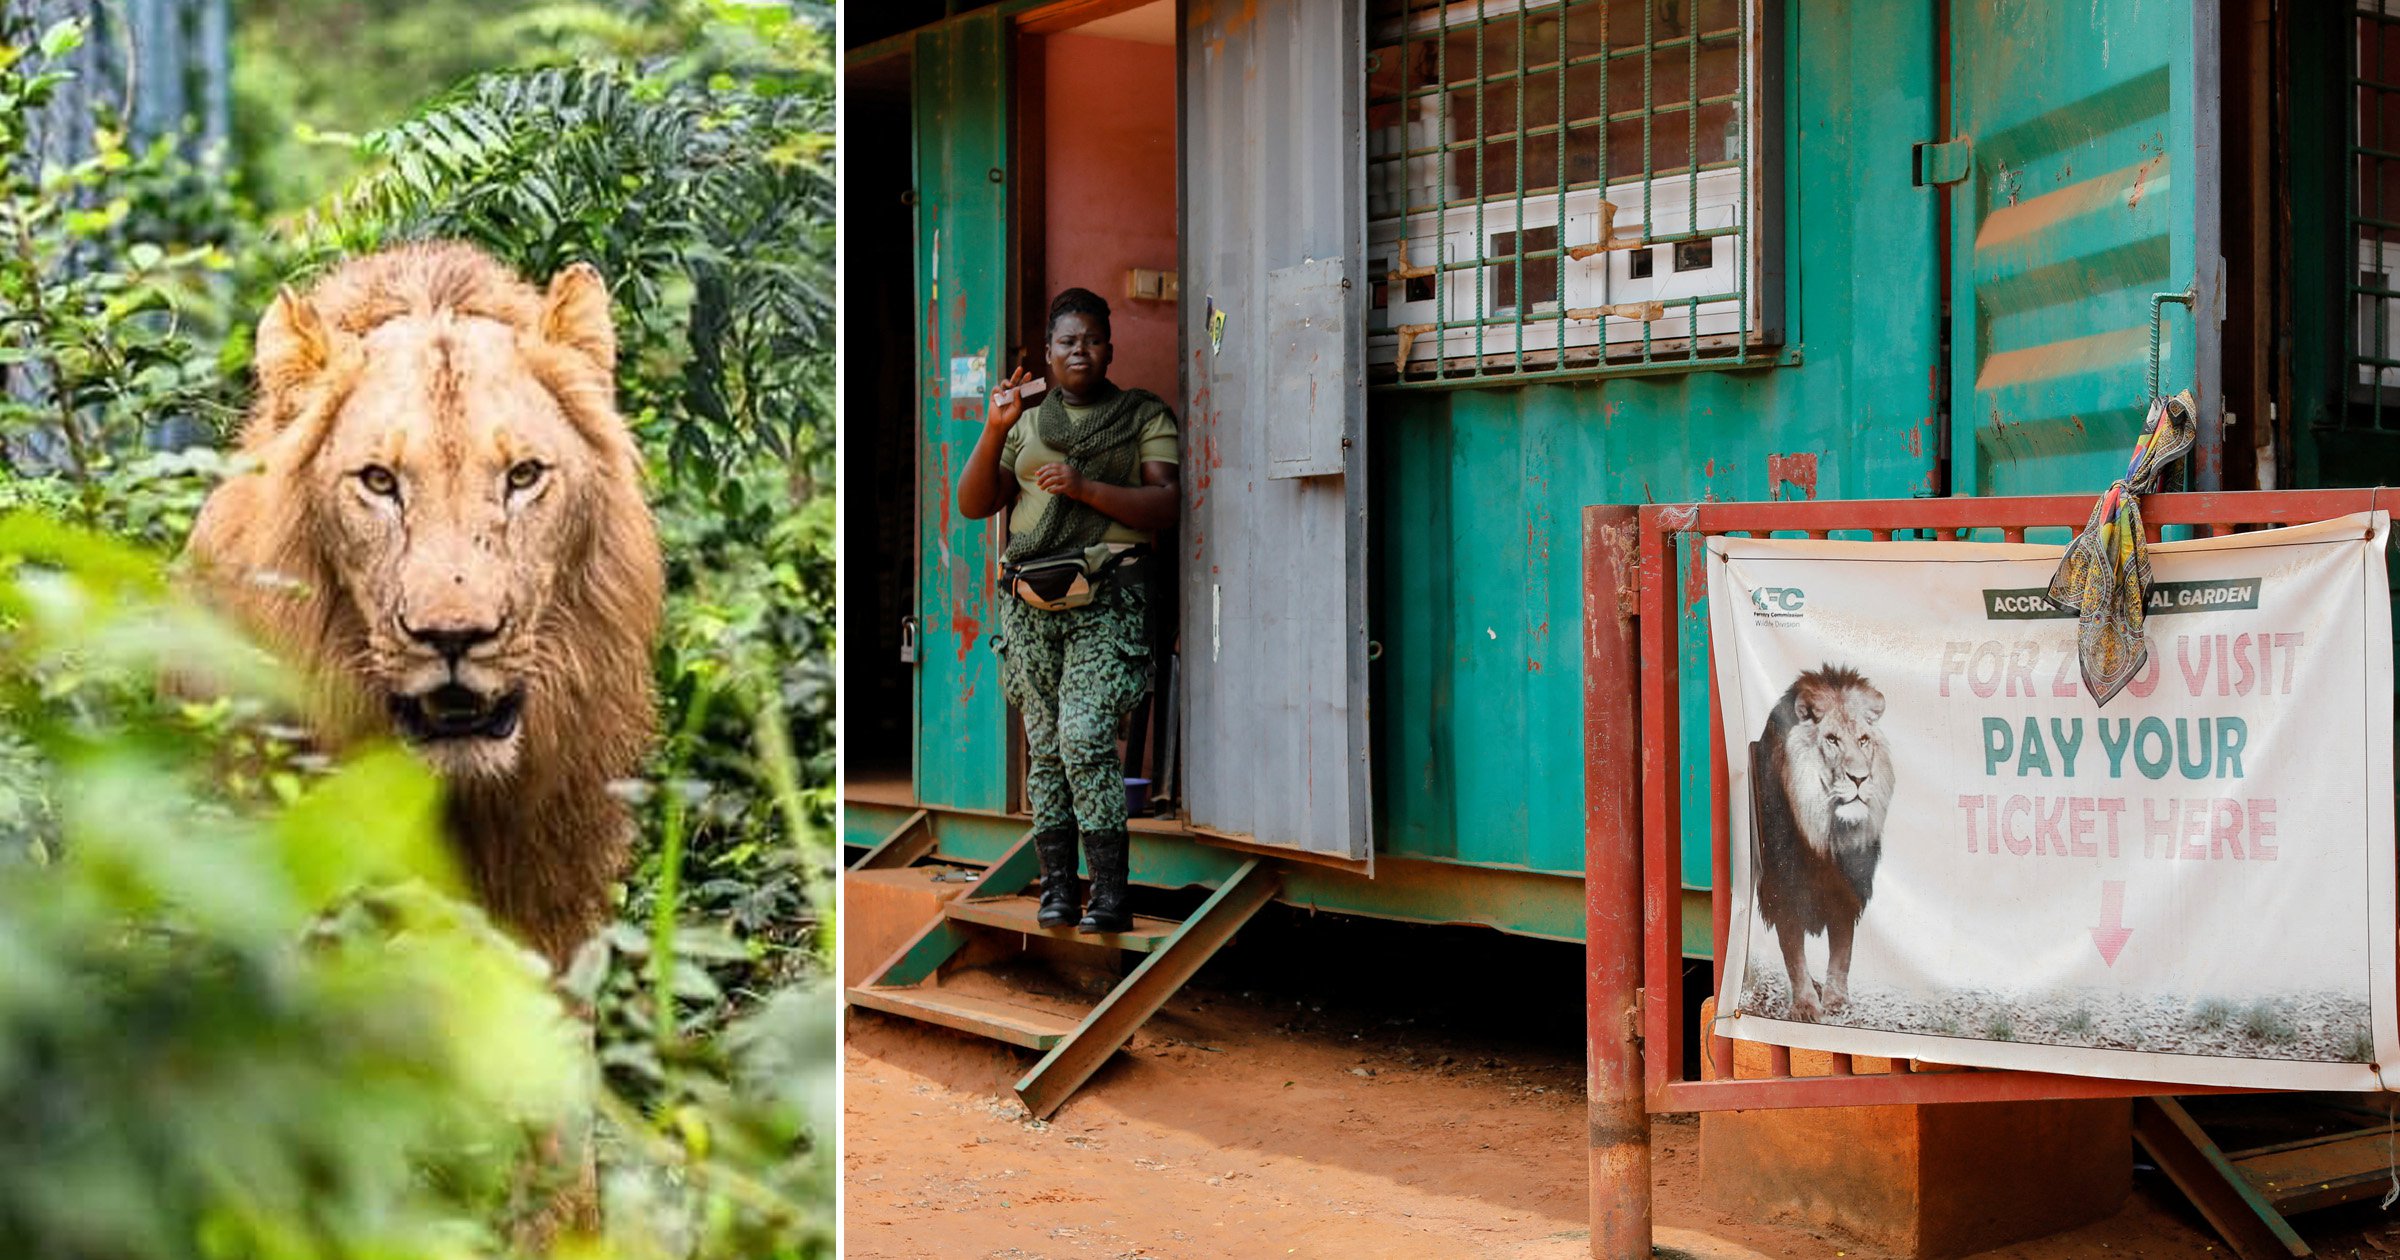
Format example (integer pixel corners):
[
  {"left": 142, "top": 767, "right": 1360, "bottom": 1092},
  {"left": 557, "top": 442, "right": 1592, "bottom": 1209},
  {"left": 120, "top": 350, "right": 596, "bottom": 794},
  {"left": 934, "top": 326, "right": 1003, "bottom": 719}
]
[{"left": 957, "top": 288, "right": 1178, "bottom": 933}]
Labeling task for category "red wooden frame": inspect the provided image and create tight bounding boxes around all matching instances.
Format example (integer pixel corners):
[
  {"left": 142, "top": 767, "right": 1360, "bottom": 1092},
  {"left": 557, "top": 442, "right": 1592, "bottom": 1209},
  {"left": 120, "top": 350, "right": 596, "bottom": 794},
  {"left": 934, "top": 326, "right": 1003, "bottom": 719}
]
[{"left": 1586, "top": 488, "right": 2392, "bottom": 1121}]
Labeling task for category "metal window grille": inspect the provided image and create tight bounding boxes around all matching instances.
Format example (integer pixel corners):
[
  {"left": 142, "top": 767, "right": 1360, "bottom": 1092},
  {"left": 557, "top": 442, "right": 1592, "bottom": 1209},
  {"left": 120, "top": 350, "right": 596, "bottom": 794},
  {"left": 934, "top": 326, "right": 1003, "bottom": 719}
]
[
  {"left": 1365, "top": 0, "right": 1775, "bottom": 385},
  {"left": 2352, "top": 0, "right": 2400, "bottom": 427}
]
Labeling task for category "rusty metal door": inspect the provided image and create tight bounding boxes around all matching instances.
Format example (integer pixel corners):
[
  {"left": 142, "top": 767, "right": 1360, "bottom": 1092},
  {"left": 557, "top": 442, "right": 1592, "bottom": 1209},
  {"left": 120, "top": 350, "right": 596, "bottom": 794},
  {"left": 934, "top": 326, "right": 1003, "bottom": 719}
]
[
  {"left": 1946, "top": 0, "right": 2223, "bottom": 495},
  {"left": 912, "top": 14, "right": 1012, "bottom": 812},
  {"left": 1179, "top": 0, "right": 1372, "bottom": 861}
]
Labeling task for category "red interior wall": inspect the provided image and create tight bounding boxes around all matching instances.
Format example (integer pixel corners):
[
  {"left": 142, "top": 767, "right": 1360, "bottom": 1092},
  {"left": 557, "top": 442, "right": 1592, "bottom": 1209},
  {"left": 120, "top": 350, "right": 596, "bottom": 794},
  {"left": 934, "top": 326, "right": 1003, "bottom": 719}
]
[{"left": 1041, "top": 32, "right": 1178, "bottom": 400}]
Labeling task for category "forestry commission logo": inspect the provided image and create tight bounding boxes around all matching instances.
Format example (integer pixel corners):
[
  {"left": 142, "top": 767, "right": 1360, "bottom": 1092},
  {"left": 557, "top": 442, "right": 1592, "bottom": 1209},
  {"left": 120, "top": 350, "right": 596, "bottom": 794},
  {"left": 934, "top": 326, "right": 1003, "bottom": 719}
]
[
  {"left": 1981, "top": 579, "right": 2263, "bottom": 621},
  {"left": 1751, "top": 586, "right": 1806, "bottom": 621}
]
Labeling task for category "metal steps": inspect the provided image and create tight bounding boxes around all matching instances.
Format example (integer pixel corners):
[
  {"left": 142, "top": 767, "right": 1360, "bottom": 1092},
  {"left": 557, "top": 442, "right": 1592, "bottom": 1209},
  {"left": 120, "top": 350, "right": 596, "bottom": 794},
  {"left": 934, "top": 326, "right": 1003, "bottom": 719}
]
[
  {"left": 940, "top": 894, "right": 1180, "bottom": 952},
  {"left": 847, "top": 826, "right": 1278, "bottom": 1118}
]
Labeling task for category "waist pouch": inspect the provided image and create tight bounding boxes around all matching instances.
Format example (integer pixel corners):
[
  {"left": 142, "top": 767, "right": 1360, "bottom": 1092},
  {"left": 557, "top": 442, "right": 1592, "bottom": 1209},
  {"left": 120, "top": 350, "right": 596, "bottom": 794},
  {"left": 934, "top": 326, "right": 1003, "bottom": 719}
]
[{"left": 998, "top": 543, "right": 1147, "bottom": 611}]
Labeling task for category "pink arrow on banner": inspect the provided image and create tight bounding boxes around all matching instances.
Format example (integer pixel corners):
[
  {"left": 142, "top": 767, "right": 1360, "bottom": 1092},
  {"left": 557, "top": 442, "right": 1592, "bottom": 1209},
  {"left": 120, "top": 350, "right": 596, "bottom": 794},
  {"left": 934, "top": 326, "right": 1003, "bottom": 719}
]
[{"left": 2090, "top": 880, "right": 2133, "bottom": 967}]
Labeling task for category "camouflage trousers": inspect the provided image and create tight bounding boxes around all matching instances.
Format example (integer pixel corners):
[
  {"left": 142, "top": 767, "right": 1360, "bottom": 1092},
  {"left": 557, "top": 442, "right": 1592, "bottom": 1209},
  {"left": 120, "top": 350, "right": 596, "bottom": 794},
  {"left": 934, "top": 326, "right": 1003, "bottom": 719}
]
[{"left": 998, "top": 580, "right": 1152, "bottom": 832}]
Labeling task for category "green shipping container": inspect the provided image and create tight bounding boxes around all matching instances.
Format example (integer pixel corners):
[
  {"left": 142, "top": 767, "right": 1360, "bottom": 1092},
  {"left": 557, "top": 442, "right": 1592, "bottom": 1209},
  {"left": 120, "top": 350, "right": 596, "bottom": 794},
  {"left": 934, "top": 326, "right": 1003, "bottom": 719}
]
[{"left": 845, "top": 0, "right": 2334, "bottom": 952}]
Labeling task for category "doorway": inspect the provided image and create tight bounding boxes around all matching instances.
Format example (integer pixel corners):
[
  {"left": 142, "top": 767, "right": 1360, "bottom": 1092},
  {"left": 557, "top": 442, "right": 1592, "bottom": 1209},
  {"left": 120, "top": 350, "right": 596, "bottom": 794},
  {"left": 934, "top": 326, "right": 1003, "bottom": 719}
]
[
  {"left": 1010, "top": 0, "right": 1183, "bottom": 817},
  {"left": 843, "top": 52, "right": 918, "bottom": 798}
]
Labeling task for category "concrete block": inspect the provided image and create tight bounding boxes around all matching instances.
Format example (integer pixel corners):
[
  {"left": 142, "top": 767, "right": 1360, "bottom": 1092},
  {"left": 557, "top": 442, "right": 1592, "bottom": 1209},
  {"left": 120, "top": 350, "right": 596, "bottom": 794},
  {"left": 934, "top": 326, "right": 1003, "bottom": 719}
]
[{"left": 1695, "top": 998, "right": 2131, "bottom": 1258}]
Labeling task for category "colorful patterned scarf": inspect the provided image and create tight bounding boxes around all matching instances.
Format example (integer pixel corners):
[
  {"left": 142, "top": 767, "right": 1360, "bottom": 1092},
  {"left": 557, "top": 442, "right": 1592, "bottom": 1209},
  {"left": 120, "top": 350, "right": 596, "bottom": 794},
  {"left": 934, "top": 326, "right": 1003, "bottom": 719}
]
[
  {"left": 1005, "top": 383, "right": 1167, "bottom": 563},
  {"left": 2046, "top": 390, "right": 2198, "bottom": 706}
]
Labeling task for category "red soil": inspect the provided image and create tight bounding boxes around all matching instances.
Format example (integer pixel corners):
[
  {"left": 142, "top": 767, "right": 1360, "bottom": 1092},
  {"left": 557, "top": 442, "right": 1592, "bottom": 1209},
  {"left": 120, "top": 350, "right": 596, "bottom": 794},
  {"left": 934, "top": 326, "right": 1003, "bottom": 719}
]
[{"left": 840, "top": 963, "right": 2389, "bottom": 1258}]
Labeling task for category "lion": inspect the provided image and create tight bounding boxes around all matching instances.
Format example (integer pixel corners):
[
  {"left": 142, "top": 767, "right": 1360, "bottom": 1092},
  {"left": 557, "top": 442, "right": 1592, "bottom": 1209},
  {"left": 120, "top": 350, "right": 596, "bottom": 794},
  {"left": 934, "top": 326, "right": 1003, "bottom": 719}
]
[
  {"left": 1754, "top": 664, "right": 1893, "bottom": 1022},
  {"left": 182, "top": 240, "right": 664, "bottom": 970}
]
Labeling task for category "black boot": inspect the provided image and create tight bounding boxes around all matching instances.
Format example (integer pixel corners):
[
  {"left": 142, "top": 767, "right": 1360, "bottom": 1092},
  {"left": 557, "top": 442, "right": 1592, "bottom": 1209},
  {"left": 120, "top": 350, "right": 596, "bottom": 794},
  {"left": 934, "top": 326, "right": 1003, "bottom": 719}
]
[
  {"left": 1076, "top": 828, "right": 1132, "bottom": 934},
  {"left": 1032, "top": 826, "right": 1081, "bottom": 928}
]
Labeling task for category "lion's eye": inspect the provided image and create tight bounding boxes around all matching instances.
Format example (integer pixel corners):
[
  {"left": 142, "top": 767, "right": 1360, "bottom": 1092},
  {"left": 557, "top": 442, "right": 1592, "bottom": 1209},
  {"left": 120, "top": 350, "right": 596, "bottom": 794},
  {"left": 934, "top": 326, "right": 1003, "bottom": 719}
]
[
  {"left": 358, "top": 465, "right": 399, "bottom": 498},
  {"left": 506, "top": 460, "right": 546, "bottom": 492}
]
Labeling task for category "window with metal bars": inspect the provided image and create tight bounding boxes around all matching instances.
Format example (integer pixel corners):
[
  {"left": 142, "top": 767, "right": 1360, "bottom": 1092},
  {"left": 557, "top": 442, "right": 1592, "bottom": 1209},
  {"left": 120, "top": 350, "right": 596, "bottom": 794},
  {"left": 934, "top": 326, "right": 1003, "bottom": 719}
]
[
  {"left": 1365, "top": 0, "right": 1777, "bottom": 384},
  {"left": 2350, "top": 0, "right": 2400, "bottom": 427}
]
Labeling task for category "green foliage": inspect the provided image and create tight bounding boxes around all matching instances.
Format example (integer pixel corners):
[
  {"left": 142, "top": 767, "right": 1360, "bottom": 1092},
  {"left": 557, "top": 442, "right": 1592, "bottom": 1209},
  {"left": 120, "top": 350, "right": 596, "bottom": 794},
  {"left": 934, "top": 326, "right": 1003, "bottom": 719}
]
[
  {"left": 0, "top": 29, "right": 239, "bottom": 523},
  {"left": 0, "top": 508, "right": 590, "bottom": 1260},
  {"left": 0, "top": 6, "right": 837, "bottom": 1257},
  {"left": 231, "top": 0, "right": 587, "bottom": 212},
  {"left": 299, "top": 3, "right": 833, "bottom": 483}
]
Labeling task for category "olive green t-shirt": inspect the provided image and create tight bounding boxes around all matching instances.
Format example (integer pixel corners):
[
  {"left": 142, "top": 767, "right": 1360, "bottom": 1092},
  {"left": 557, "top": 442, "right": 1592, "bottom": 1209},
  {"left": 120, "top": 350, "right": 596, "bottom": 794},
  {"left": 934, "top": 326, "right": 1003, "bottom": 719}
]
[{"left": 999, "top": 400, "right": 1179, "bottom": 547}]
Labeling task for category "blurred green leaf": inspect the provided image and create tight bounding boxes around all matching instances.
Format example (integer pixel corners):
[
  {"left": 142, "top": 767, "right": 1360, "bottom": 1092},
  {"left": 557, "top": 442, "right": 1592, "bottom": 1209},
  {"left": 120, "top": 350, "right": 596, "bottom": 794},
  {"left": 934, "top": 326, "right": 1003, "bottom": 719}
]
[{"left": 272, "top": 746, "right": 455, "bottom": 906}]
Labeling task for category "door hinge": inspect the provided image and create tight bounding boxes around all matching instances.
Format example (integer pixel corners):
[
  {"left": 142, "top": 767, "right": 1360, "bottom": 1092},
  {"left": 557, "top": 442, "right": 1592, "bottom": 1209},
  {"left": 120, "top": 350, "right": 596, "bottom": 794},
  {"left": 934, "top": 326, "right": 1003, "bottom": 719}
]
[{"left": 1914, "top": 136, "right": 1973, "bottom": 188}]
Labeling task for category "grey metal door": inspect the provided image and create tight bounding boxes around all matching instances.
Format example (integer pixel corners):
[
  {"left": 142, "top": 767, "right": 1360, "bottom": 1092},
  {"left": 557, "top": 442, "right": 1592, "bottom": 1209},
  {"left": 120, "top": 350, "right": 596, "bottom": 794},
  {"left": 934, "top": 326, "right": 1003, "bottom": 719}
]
[{"left": 1179, "top": 0, "right": 1372, "bottom": 861}]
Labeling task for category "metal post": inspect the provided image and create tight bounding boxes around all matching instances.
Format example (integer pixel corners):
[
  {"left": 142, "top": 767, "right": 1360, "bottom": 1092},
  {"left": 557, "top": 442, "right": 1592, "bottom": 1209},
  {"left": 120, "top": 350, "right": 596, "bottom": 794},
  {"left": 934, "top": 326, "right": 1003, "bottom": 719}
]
[{"left": 1584, "top": 505, "right": 1651, "bottom": 1258}]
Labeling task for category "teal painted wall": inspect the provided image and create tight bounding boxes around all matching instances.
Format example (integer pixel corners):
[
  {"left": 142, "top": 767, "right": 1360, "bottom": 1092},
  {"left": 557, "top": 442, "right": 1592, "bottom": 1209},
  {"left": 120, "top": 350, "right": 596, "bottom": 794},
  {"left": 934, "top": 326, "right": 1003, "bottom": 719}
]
[{"left": 1369, "top": 0, "right": 1942, "bottom": 886}]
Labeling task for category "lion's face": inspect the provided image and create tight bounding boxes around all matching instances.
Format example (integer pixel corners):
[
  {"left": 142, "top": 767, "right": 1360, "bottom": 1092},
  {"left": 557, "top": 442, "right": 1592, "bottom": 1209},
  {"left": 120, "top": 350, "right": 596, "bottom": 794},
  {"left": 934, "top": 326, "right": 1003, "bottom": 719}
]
[
  {"left": 187, "top": 245, "right": 660, "bottom": 796},
  {"left": 312, "top": 315, "right": 596, "bottom": 780},
  {"left": 1782, "top": 674, "right": 1894, "bottom": 851}
]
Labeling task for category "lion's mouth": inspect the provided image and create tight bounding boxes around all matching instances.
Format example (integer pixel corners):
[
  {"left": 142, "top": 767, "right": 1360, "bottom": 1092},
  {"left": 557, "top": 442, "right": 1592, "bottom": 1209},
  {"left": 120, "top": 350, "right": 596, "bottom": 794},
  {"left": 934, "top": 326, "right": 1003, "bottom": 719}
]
[{"left": 390, "top": 684, "right": 525, "bottom": 742}]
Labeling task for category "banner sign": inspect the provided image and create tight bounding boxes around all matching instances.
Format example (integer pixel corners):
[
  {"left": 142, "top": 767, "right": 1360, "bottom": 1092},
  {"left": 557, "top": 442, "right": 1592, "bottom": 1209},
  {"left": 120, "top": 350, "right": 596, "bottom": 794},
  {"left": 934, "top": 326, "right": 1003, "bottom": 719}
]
[{"left": 1706, "top": 513, "right": 2397, "bottom": 1090}]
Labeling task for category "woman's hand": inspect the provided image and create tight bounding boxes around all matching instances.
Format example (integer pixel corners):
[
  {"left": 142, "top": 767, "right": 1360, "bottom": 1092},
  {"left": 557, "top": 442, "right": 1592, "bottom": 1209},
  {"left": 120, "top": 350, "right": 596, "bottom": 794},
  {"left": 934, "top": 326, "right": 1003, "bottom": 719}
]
[
  {"left": 987, "top": 368, "right": 1033, "bottom": 430},
  {"left": 1033, "top": 462, "right": 1088, "bottom": 502}
]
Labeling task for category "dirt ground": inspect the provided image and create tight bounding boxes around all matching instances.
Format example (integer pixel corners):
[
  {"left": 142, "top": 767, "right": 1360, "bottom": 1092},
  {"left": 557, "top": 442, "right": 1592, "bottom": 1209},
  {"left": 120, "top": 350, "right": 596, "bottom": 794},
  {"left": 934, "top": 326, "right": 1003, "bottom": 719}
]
[{"left": 843, "top": 914, "right": 2400, "bottom": 1260}]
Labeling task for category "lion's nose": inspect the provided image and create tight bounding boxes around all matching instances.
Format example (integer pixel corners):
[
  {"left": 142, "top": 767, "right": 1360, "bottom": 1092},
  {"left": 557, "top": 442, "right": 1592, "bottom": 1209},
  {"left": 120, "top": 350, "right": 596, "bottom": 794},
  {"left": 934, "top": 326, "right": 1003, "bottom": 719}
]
[
  {"left": 403, "top": 620, "right": 499, "bottom": 664},
  {"left": 1848, "top": 772, "right": 1870, "bottom": 788}
]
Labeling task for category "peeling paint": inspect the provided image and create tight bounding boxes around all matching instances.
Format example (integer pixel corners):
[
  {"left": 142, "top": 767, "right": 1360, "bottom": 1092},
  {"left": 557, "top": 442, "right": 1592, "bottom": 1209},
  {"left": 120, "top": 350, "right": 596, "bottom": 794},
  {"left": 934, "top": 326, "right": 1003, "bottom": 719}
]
[
  {"left": 1979, "top": 156, "right": 2167, "bottom": 251},
  {"left": 1767, "top": 451, "right": 1820, "bottom": 500},
  {"left": 2125, "top": 148, "right": 2164, "bottom": 209},
  {"left": 932, "top": 443, "right": 955, "bottom": 562},
  {"left": 1186, "top": 0, "right": 1257, "bottom": 35}
]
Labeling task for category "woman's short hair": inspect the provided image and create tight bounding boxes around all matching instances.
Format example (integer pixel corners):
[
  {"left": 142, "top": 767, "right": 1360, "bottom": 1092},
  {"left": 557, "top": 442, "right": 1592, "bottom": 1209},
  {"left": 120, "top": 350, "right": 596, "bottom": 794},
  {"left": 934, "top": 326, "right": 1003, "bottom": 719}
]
[{"left": 1047, "top": 287, "right": 1112, "bottom": 339}]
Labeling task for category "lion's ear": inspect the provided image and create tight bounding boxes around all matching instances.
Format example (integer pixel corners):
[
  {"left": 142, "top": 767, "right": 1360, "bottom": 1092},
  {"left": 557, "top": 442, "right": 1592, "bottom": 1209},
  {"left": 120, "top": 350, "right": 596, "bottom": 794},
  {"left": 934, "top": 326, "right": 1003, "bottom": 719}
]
[
  {"left": 541, "top": 262, "right": 616, "bottom": 373},
  {"left": 256, "top": 286, "right": 336, "bottom": 394},
  {"left": 1863, "top": 688, "right": 1887, "bottom": 721}
]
